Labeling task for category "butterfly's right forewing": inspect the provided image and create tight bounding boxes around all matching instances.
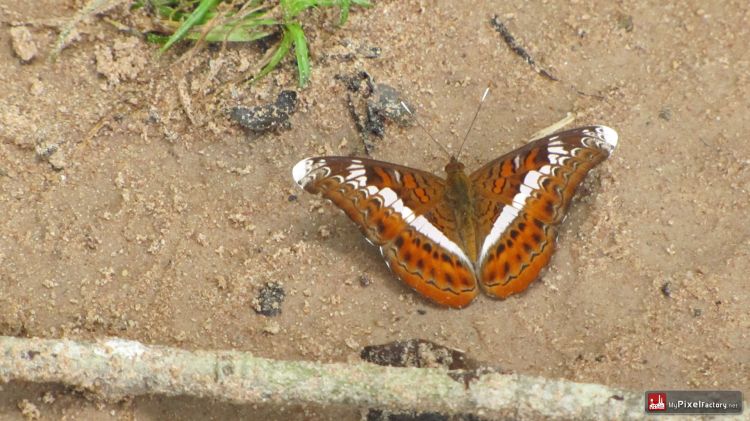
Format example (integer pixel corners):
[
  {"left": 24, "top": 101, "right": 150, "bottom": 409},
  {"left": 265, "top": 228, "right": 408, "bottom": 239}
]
[
  {"left": 470, "top": 126, "right": 618, "bottom": 298},
  {"left": 293, "top": 157, "right": 478, "bottom": 308}
]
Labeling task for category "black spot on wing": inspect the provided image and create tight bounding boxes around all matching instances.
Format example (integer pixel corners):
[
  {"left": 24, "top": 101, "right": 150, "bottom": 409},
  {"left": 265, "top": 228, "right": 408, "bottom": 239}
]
[{"left": 445, "top": 273, "right": 453, "bottom": 285}]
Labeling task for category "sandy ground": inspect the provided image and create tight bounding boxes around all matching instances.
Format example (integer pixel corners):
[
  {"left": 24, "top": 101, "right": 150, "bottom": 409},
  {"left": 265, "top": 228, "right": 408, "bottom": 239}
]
[{"left": 1, "top": 0, "right": 748, "bottom": 419}]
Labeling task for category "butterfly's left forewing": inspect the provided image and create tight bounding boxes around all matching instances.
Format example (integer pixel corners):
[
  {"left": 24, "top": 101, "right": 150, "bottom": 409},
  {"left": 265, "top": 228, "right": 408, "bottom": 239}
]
[
  {"left": 293, "top": 157, "right": 478, "bottom": 307},
  {"left": 470, "top": 126, "right": 618, "bottom": 298}
]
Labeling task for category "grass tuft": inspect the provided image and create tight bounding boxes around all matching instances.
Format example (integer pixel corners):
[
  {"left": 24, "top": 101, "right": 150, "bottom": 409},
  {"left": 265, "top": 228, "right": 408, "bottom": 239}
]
[{"left": 136, "top": 0, "right": 371, "bottom": 87}]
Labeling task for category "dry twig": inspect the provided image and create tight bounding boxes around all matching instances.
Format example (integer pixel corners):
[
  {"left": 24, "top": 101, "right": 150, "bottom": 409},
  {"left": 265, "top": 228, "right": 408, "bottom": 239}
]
[{"left": 0, "top": 335, "right": 663, "bottom": 419}]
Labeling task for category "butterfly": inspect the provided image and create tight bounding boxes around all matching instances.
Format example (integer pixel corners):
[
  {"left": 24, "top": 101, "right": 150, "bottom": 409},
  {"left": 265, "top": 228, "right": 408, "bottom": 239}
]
[{"left": 292, "top": 125, "right": 618, "bottom": 308}]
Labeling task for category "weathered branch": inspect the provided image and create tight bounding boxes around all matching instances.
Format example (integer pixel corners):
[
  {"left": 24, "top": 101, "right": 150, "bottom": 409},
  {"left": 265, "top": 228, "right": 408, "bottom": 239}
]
[{"left": 1, "top": 335, "right": 651, "bottom": 419}]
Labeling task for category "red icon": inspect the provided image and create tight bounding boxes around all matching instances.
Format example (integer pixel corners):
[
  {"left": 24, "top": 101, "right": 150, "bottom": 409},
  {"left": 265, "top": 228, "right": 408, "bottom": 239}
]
[{"left": 647, "top": 393, "right": 667, "bottom": 412}]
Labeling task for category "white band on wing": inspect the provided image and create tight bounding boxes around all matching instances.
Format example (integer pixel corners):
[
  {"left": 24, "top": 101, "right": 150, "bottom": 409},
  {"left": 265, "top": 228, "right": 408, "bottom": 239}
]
[
  {"left": 377, "top": 187, "right": 472, "bottom": 268},
  {"left": 478, "top": 204, "right": 519, "bottom": 266}
]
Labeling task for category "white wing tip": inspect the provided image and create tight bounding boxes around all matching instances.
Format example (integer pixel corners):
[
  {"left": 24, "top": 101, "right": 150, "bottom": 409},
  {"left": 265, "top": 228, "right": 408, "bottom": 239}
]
[
  {"left": 292, "top": 158, "right": 313, "bottom": 186},
  {"left": 596, "top": 125, "right": 618, "bottom": 149}
]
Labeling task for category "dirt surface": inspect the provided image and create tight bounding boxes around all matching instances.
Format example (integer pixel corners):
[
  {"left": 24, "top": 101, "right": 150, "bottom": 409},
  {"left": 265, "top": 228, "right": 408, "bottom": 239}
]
[{"left": 1, "top": 0, "right": 749, "bottom": 419}]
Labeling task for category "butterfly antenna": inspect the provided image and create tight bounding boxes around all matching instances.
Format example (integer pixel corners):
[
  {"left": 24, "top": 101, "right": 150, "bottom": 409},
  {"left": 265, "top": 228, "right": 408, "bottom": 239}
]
[
  {"left": 456, "top": 87, "right": 490, "bottom": 161},
  {"left": 400, "top": 102, "right": 451, "bottom": 158}
]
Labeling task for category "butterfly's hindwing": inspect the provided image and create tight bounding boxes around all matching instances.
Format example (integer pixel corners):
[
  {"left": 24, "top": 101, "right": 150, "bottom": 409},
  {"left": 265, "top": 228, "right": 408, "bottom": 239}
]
[
  {"left": 380, "top": 228, "right": 478, "bottom": 308},
  {"left": 293, "top": 157, "right": 479, "bottom": 307},
  {"left": 476, "top": 208, "right": 557, "bottom": 297},
  {"left": 471, "top": 126, "right": 617, "bottom": 297}
]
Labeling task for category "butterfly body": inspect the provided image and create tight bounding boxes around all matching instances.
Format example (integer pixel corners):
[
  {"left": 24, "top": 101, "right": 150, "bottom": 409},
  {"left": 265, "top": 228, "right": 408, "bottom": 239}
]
[
  {"left": 293, "top": 126, "right": 617, "bottom": 308},
  {"left": 443, "top": 157, "right": 479, "bottom": 263}
]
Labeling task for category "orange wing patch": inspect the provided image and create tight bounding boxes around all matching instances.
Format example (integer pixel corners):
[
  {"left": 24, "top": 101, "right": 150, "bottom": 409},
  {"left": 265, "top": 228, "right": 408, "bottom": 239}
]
[
  {"left": 381, "top": 229, "right": 478, "bottom": 308},
  {"left": 478, "top": 211, "right": 555, "bottom": 298}
]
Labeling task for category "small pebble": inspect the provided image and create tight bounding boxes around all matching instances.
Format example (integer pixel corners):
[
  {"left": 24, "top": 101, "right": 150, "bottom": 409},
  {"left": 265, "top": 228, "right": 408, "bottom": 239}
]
[
  {"left": 35, "top": 141, "right": 66, "bottom": 170},
  {"left": 230, "top": 90, "right": 297, "bottom": 133},
  {"left": 263, "top": 320, "right": 281, "bottom": 335},
  {"left": 368, "top": 83, "right": 414, "bottom": 125},
  {"left": 10, "top": 26, "right": 37, "bottom": 62},
  {"left": 253, "top": 282, "right": 285, "bottom": 316},
  {"left": 660, "top": 281, "right": 672, "bottom": 298},
  {"left": 338, "top": 71, "right": 415, "bottom": 142},
  {"left": 358, "top": 45, "right": 381, "bottom": 59},
  {"left": 17, "top": 399, "right": 40, "bottom": 420},
  {"left": 359, "top": 275, "right": 372, "bottom": 287},
  {"left": 345, "top": 337, "right": 360, "bottom": 350},
  {"left": 366, "top": 83, "right": 415, "bottom": 137},
  {"left": 617, "top": 14, "right": 634, "bottom": 32}
]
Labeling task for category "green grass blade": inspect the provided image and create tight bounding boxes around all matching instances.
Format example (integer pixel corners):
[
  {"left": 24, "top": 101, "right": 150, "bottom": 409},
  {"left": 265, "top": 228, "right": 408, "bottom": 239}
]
[
  {"left": 146, "top": 33, "right": 171, "bottom": 44},
  {"left": 286, "top": 22, "right": 310, "bottom": 87},
  {"left": 338, "top": 0, "right": 350, "bottom": 25},
  {"left": 251, "top": 28, "right": 293, "bottom": 84},
  {"left": 159, "top": 0, "right": 222, "bottom": 53},
  {"left": 199, "top": 27, "right": 272, "bottom": 43},
  {"left": 282, "top": 0, "right": 322, "bottom": 20}
]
